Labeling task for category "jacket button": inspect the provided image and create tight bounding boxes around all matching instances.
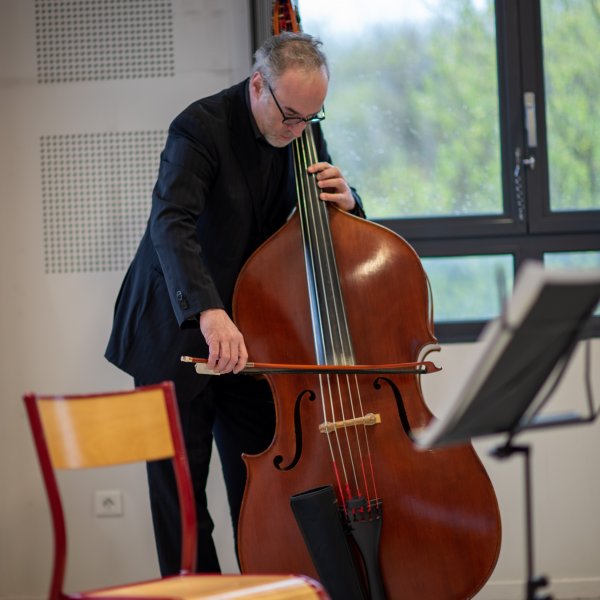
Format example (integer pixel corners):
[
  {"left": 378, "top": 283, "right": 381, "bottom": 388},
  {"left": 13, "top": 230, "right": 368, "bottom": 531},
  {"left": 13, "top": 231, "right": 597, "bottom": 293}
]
[{"left": 176, "top": 290, "right": 189, "bottom": 309}]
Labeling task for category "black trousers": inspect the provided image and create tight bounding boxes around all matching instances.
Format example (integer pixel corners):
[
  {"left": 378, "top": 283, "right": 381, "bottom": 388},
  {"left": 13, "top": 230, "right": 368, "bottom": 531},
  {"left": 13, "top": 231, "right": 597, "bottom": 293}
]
[{"left": 140, "top": 374, "right": 276, "bottom": 576}]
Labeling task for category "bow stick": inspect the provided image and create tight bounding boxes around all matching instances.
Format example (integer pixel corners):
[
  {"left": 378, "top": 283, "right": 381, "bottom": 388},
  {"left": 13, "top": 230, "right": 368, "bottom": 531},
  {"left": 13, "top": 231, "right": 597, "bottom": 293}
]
[{"left": 181, "top": 355, "right": 441, "bottom": 376}]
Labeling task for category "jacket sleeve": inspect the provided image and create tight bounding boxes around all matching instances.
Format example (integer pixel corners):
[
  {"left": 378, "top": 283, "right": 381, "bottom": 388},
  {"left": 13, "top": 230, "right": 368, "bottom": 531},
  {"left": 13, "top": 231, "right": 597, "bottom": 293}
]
[{"left": 150, "top": 109, "right": 224, "bottom": 328}]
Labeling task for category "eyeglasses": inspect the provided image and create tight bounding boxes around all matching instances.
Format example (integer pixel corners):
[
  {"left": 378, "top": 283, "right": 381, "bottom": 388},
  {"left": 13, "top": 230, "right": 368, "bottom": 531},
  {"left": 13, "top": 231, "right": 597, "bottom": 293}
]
[{"left": 267, "top": 84, "right": 326, "bottom": 126}]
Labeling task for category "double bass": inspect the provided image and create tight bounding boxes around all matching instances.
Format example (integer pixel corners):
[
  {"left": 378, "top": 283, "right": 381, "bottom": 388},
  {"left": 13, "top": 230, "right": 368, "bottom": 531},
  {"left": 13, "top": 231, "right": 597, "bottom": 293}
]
[{"left": 234, "top": 3, "right": 502, "bottom": 598}]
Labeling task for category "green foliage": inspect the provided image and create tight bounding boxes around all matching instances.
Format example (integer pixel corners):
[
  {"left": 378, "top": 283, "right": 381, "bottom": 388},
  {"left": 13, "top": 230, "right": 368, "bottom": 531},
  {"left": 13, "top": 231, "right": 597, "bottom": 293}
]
[
  {"left": 422, "top": 255, "right": 513, "bottom": 321},
  {"left": 305, "top": 0, "right": 599, "bottom": 218},
  {"left": 308, "top": 0, "right": 502, "bottom": 218},
  {"left": 542, "top": 0, "right": 600, "bottom": 210}
]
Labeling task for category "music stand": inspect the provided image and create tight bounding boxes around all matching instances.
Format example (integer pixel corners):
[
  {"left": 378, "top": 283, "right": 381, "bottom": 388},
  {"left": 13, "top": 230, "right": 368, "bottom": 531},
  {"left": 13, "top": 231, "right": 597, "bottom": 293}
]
[{"left": 416, "top": 260, "right": 600, "bottom": 600}]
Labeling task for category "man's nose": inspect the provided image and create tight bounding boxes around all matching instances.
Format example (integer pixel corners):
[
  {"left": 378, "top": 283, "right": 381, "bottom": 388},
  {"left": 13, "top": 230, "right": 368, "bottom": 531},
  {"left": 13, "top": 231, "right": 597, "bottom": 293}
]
[{"left": 287, "top": 121, "right": 308, "bottom": 137}]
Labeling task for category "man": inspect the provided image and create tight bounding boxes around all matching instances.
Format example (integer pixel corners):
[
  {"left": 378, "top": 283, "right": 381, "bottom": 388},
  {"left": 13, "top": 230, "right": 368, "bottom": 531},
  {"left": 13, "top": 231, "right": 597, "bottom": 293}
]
[{"left": 105, "top": 31, "right": 364, "bottom": 576}]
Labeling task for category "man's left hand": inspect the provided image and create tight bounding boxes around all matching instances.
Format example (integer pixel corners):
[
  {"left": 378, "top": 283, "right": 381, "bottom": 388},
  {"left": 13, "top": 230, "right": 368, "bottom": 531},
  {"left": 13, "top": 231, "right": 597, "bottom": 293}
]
[{"left": 307, "top": 162, "right": 356, "bottom": 212}]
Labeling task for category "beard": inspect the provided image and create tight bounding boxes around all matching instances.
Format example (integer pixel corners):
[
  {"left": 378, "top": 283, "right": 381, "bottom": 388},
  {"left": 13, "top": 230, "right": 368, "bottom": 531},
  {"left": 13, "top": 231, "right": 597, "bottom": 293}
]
[{"left": 263, "top": 129, "right": 297, "bottom": 148}]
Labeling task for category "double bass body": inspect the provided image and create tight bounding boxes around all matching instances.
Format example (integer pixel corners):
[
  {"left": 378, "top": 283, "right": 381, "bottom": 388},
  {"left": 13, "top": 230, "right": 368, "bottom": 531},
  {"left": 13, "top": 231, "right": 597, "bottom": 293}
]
[{"left": 234, "top": 203, "right": 501, "bottom": 599}]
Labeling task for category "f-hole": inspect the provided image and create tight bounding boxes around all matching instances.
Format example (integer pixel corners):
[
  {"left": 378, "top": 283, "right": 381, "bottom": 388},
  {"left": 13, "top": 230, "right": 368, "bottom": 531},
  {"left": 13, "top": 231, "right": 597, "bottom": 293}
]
[
  {"left": 273, "top": 389, "right": 316, "bottom": 471},
  {"left": 373, "top": 377, "right": 415, "bottom": 442}
]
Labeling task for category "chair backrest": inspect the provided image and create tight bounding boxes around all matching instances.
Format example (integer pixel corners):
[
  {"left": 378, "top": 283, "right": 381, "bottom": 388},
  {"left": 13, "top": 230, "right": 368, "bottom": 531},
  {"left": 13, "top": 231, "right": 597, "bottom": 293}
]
[{"left": 23, "top": 381, "right": 197, "bottom": 600}]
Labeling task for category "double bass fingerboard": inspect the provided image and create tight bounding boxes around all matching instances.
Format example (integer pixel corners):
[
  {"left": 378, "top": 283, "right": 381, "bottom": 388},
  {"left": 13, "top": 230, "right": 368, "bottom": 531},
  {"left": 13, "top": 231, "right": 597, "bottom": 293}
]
[{"left": 293, "top": 125, "right": 356, "bottom": 367}]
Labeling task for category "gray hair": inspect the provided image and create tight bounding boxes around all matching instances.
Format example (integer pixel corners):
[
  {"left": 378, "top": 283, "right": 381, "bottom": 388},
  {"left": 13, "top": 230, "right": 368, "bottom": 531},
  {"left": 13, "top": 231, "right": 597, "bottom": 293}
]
[{"left": 252, "top": 31, "right": 329, "bottom": 86}]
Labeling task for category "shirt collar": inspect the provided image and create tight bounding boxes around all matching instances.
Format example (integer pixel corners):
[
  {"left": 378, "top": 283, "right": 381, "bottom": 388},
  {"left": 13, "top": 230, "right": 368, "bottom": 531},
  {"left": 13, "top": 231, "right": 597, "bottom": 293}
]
[{"left": 245, "top": 79, "right": 270, "bottom": 144}]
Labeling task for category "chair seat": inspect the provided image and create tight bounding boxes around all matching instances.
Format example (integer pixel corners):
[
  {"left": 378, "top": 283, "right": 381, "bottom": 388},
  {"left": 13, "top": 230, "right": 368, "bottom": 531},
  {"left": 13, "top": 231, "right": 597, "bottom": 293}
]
[{"left": 85, "top": 573, "right": 323, "bottom": 599}]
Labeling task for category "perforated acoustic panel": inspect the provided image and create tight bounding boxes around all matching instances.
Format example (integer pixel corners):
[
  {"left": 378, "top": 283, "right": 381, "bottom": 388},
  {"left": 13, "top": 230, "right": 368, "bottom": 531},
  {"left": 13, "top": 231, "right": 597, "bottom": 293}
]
[
  {"left": 35, "top": 0, "right": 175, "bottom": 84},
  {"left": 41, "top": 131, "right": 166, "bottom": 274}
]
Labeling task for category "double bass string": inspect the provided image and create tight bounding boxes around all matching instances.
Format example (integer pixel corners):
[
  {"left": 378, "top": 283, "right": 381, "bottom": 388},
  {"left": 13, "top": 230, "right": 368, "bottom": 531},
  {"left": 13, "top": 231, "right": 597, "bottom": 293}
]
[
  {"left": 294, "top": 127, "right": 357, "bottom": 499},
  {"left": 293, "top": 127, "right": 349, "bottom": 499},
  {"left": 300, "top": 126, "right": 377, "bottom": 508},
  {"left": 293, "top": 125, "right": 379, "bottom": 512}
]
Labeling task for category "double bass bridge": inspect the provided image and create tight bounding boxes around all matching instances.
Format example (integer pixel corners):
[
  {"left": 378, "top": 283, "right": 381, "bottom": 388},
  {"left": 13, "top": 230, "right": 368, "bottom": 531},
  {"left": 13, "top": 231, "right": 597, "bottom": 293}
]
[{"left": 319, "top": 412, "right": 381, "bottom": 434}]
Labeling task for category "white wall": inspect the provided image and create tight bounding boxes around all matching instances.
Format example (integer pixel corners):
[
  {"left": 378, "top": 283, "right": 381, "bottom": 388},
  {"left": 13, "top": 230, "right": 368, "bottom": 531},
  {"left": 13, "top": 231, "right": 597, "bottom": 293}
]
[
  {"left": 0, "top": 2, "right": 598, "bottom": 599},
  {"left": 0, "top": 0, "right": 249, "bottom": 597}
]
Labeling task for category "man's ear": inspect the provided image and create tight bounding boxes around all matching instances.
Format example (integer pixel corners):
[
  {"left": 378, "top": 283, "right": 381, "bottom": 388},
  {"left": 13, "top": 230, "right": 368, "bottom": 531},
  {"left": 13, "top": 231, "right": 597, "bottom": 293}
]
[{"left": 250, "top": 71, "right": 264, "bottom": 98}]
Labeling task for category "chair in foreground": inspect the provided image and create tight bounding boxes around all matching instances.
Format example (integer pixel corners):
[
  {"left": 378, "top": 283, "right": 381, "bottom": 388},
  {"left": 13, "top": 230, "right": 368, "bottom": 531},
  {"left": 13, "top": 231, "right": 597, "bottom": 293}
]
[{"left": 24, "top": 381, "right": 328, "bottom": 600}]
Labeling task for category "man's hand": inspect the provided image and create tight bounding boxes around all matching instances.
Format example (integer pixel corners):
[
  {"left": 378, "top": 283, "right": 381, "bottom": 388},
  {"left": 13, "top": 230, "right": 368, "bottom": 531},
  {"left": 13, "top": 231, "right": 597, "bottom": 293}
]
[
  {"left": 307, "top": 162, "right": 356, "bottom": 212},
  {"left": 199, "top": 308, "right": 248, "bottom": 374}
]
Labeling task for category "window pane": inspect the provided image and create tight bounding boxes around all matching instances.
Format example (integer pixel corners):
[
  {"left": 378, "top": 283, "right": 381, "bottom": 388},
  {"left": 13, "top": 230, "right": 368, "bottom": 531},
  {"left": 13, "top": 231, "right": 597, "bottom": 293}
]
[
  {"left": 421, "top": 255, "right": 514, "bottom": 322},
  {"left": 544, "top": 250, "right": 600, "bottom": 315},
  {"left": 300, "top": 0, "right": 502, "bottom": 219},
  {"left": 544, "top": 250, "right": 600, "bottom": 270},
  {"left": 541, "top": 0, "right": 600, "bottom": 212}
]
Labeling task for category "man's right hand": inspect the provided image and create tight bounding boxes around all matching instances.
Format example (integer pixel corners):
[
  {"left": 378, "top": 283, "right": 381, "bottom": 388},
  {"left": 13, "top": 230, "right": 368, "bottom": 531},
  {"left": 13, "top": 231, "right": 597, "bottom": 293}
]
[{"left": 199, "top": 308, "right": 248, "bottom": 374}]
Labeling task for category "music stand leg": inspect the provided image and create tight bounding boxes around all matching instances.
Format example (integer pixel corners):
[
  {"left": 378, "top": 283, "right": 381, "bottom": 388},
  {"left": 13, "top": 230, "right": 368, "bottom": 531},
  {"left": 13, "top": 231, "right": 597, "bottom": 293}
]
[{"left": 491, "top": 441, "right": 552, "bottom": 600}]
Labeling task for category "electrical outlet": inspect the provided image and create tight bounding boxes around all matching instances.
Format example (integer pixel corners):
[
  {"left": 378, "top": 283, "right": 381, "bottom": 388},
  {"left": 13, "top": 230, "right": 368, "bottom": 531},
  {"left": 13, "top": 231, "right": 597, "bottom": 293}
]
[{"left": 94, "top": 490, "right": 123, "bottom": 517}]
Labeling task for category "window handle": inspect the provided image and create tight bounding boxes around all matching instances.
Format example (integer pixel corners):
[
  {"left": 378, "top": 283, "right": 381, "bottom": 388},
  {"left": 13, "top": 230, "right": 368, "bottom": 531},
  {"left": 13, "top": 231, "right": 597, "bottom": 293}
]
[
  {"left": 514, "top": 147, "right": 536, "bottom": 178},
  {"left": 522, "top": 155, "right": 536, "bottom": 170},
  {"left": 514, "top": 91, "right": 537, "bottom": 176},
  {"left": 524, "top": 92, "right": 538, "bottom": 148}
]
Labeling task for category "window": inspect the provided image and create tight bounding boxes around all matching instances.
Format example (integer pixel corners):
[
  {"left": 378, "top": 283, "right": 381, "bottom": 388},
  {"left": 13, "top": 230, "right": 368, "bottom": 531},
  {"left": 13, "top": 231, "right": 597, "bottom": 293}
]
[
  {"left": 541, "top": 0, "right": 600, "bottom": 213},
  {"left": 297, "top": 0, "right": 600, "bottom": 341},
  {"left": 301, "top": 0, "right": 502, "bottom": 220},
  {"left": 422, "top": 255, "right": 514, "bottom": 322}
]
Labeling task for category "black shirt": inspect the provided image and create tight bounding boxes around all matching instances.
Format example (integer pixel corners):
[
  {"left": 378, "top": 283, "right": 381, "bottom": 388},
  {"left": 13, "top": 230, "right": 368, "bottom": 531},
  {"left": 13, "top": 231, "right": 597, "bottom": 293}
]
[{"left": 244, "top": 82, "right": 296, "bottom": 244}]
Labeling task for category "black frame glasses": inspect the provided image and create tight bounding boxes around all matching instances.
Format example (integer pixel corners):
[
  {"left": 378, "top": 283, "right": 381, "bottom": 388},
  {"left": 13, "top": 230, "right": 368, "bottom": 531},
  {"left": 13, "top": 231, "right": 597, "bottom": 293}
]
[{"left": 267, "top": 84, "right": 326, "bottom": 126}]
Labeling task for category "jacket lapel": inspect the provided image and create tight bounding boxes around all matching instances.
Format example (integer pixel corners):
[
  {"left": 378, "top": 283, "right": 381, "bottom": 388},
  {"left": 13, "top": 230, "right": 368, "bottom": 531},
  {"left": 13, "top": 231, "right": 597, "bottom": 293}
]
[{"left": 229, "top": 81, "right": 265, "bottom": 238}]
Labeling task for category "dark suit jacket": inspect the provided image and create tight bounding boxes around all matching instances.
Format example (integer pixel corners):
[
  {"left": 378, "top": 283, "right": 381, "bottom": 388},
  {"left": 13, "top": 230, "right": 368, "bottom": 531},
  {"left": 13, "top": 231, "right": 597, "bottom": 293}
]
[{"left": 105, "top": 79, "right": 358, "bottom": 387}]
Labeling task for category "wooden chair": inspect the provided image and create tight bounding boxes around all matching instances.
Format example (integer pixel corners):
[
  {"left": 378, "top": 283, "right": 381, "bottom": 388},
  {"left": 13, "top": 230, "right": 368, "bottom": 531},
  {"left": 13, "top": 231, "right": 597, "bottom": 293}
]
[{"left": 24, "top": 381, "right": 327, "bottom": 600}]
